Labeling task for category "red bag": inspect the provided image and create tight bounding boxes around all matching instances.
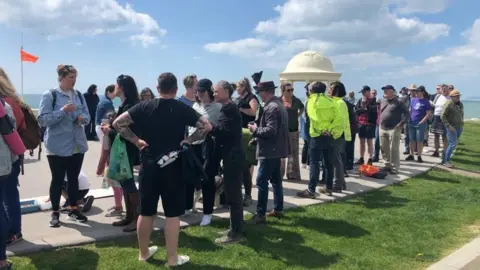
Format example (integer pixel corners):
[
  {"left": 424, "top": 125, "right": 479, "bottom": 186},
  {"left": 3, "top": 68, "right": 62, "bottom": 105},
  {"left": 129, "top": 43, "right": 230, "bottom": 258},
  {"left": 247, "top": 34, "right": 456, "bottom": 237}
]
[{"left": 359, "top": 164, "right": 380, "bottom": 177}]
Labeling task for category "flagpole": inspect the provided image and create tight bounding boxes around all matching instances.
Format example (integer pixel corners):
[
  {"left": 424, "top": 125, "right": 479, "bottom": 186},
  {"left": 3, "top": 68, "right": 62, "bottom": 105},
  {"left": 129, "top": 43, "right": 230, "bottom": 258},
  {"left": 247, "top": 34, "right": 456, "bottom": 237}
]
[{"left": 20, "top": 32, "right": 24, "bottom": 100}]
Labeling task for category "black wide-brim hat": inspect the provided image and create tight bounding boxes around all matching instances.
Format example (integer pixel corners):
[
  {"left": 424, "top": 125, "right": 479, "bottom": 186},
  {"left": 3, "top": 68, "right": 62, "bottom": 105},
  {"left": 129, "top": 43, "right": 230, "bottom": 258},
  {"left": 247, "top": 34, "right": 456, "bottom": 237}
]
[{"left": 254, "top": 81, "right": 278, "bottom": 93}]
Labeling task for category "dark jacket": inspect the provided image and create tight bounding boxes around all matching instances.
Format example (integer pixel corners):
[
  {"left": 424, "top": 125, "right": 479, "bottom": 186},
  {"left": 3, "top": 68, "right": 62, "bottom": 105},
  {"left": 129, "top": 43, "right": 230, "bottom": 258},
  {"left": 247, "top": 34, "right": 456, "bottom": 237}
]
[
  {"left": 355, "top": 97, "right": 378, "bottom": 125},
  {"left": 344, "top": 98, "right": 357, "bottom": 134},
  {"left": 83, "top": 93, "right": 99, "bottom": 122},
  {"left": 253, "top": 96, "right": 288, "bottom": 159}
]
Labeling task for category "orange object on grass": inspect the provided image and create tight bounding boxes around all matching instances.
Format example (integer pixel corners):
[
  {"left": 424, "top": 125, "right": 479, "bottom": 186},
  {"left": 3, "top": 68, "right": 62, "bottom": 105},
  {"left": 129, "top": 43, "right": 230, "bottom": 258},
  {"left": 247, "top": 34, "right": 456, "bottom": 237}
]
[
  {"left": 359, "top": 164, "right": 380, "bottom": 177},
  {"left": 20, "top": 49, "right": 39, "bottom": 63}
]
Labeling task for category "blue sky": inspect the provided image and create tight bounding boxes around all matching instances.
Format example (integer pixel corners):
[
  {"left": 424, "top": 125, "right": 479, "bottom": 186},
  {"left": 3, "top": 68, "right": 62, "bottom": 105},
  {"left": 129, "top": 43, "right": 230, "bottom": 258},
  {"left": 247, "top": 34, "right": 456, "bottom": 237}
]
[{"left": 1, "top": 0, "right": 479, "bottom": 99}]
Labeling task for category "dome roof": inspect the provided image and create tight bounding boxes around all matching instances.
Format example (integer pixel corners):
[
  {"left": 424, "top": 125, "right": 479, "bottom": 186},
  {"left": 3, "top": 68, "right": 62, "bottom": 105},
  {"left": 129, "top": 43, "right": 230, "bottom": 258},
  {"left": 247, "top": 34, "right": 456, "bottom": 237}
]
[
  {"left": 279, "top": 50, "right": 341, "bottom": 83},
  {"left": 282, "top": 51, "right": 336, "bottom": 73}
]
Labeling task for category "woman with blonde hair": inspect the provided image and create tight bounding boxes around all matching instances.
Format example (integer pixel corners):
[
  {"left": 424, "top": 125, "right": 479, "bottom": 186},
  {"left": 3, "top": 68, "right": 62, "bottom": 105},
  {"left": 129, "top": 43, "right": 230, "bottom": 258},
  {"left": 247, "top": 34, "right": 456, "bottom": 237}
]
[
  {"left": 235, "top": 77, "right": 260, "bottom": 206},
  {"left": 38, "top": 65, "right": 90, "bottom": 227},
  {"left": 0, "top": 68, "right": 25, "bottom": 245}
]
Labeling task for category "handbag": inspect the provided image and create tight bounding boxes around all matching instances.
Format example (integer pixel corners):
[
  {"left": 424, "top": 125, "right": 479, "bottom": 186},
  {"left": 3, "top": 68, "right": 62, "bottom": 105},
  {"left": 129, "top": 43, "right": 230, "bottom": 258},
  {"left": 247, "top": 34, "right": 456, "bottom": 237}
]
[{"left": 107, "top": 134, "right": 133, "bottom": 181}]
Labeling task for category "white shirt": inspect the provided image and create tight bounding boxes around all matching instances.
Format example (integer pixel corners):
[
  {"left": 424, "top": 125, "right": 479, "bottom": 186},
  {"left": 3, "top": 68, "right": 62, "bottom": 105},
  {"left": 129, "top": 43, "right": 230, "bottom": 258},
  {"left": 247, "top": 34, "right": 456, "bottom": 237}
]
[
  {"left": 188, "top": 102, "right": 222, "bottom": 144},
  {"left": 434, "top": 95, "right": 450, "bottom": 116}
]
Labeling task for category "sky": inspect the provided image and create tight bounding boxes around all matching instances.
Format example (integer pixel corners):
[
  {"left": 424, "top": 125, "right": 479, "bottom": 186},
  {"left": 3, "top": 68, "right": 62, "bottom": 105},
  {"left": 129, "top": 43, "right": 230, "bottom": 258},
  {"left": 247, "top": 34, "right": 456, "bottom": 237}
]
[{"left": 1, "top": 0, "right": 479, "bottom": 99}]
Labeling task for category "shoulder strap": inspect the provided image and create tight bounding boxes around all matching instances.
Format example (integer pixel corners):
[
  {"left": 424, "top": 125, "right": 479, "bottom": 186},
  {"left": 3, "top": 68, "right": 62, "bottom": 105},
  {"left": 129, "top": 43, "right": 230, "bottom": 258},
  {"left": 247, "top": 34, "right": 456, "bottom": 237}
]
[
  {"left": 76, "top": 90, "right": 84, "bottom": 105},
  {"left": 50, "top": 90, "right": 83, "bottom": 109},
  {"left": 50, "top": 90, "right": 57, "bottom": 109}
]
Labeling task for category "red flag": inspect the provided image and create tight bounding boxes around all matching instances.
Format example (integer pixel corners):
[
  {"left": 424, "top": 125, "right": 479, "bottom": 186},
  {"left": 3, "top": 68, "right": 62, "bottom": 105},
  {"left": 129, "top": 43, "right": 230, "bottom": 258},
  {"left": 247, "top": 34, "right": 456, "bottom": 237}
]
[{"left": 20, "top": 49, "right": 39, "bottom": 63}]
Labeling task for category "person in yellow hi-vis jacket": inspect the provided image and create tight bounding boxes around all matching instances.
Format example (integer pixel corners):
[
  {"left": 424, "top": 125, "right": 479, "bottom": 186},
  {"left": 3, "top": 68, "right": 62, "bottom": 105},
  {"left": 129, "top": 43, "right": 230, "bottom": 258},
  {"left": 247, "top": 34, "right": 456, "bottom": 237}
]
[
  {"left": 296, "top": 82, "right": 343, "bottom": 197},
  {"left": 329, "top": 81, "right": 351, "bottom": 192}
]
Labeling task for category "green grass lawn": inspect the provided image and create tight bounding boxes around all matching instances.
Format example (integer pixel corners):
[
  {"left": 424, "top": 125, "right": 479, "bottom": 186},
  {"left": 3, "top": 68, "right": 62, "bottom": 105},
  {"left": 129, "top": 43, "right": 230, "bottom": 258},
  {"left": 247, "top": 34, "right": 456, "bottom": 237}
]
[
  {"left": 452, "top": 122, "right": 480, "bottom": 172},
  {"left": 11, "top": 122, "right": 480, "bottom": 270},
  {"left": 11, "top": 168, "right": 480, "bottom": 270}
]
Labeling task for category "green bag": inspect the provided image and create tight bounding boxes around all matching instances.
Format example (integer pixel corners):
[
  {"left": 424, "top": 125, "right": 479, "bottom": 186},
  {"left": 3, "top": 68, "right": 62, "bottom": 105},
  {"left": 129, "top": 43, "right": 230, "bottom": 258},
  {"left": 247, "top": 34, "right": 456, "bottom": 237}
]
[{"left": 107, "top": 134, "right": 133, "bottom": 181}]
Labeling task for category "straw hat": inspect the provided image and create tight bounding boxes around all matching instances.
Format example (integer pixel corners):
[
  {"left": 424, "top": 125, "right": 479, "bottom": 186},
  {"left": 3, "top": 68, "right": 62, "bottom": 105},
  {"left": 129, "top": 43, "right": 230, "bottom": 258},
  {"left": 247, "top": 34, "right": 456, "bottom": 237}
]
[
  {"left": 449, "top": 90, "right": 461, "bottom": 97},
  {"left": 408, "top": 84, "right": 417, "bottom": 90}
]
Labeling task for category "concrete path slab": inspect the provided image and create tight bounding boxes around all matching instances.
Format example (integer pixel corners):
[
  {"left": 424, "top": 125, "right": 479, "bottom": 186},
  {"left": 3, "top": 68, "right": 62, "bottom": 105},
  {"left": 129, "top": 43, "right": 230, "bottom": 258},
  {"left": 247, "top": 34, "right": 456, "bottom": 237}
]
[
  {"left": 8, "top": 137, "right": 441, "bottom": 256},
  {"left": 427, "top": 237, "right": 480, "bottom": 270}
]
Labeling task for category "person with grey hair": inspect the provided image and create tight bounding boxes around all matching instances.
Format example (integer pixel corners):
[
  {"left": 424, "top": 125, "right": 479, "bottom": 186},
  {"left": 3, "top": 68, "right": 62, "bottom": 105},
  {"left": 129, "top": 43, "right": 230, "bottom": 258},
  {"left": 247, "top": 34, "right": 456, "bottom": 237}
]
[{"left": 211, "top": 80, "right": 245, "bottom": 245}]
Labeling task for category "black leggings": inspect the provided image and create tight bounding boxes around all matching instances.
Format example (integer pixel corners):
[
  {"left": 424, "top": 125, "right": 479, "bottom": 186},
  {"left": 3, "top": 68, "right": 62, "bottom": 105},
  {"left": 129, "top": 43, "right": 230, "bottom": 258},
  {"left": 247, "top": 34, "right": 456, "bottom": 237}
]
[
  {"left": 47, "top": 153, "right": 84, "bottom": 211},
  {"left": 185, "top": 139, "right": 219, "bottom": 214}
]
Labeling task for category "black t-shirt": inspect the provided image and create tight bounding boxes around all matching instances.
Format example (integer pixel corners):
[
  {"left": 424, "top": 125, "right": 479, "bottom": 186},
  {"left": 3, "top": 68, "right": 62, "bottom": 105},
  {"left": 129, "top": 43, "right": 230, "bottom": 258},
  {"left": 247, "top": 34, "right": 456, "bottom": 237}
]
[
  {"left": 236, "top": 93, "right": 257, "bottom": 128},
  {"left": 285, "top": 96, "right": 305, "bottom": 132},
  {"left": 128, "top": 98, "right": 199, "bottom": 160},
  {"left": 212, "top": 102, "right": 243, "bottom": 153}
]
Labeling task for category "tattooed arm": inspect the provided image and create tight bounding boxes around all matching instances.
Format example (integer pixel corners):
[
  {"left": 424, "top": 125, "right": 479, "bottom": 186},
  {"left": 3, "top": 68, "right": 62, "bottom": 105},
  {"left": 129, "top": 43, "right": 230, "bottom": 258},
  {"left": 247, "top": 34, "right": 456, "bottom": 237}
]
[
  {"left": 185, "top": 116, "right": 212, "bottom": 144},
  {"left": 112, "top": 111, "right": 140, "bottom": 144}
]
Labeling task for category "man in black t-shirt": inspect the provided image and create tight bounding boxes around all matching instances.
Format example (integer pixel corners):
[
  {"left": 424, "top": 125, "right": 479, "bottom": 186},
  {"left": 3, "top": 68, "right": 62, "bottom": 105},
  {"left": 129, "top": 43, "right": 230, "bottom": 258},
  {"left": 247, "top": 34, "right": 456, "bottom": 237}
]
[
  {"left": 211, "top": 80, "right": 245, "bottom": 245},
  {"left": 112, "top": 72, "right": 212, "bottom": 266}
]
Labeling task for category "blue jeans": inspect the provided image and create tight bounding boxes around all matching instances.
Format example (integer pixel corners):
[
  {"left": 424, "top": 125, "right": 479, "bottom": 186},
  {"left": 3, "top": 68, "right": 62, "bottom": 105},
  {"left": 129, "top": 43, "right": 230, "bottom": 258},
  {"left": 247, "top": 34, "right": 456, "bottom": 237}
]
[
  {"left": 4, "top": 160, "right": 21, "bottom": 235},
  {"left": 256, "top": 158, "right": 283, "bottom": 216},
  {"left": 408, "top": 122, "right": 427, "bottom": 143},
  {"left": 374, "top": 126, "right": 380, "bottom": 158},
  {"left": 443, "top": 127, "right": 463, "bottom": 163},
  {"left": 0, "top": 175, "right": 8, "bottom": 261},
  {"left": 309, "top": 136, "right": 334, "bottom": 192}
]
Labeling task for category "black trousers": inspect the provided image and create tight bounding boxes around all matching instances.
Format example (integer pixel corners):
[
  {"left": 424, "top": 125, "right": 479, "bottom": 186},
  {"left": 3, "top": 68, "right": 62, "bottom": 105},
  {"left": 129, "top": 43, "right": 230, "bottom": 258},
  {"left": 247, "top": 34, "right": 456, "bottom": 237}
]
[
  {"left": 222, "top": 149, "right": 244, "bottom": 234},
  {"left": 47, "top": 153, "right": 84, "bottom": 211},
  {"left": 242, "top": 164, "right": 252, "bottom": 197},
  {"left": 301, "top": 138, "right": 309, "bottom": 165},
  {"left": 185, "top": 138, "right": 219, "bottom": 214},
  {"left": 345, "top": 132, "right": 356, "bottom": 170},
  {"left": 84, "top": 117, "right": 96, "bottom": 140}
]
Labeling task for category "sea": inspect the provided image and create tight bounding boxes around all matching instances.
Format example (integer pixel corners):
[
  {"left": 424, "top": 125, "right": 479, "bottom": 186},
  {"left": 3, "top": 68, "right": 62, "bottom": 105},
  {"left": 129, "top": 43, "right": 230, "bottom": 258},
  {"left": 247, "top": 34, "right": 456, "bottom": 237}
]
[{"left": 22, "top": 94, "right": 480, "bottom": 121}]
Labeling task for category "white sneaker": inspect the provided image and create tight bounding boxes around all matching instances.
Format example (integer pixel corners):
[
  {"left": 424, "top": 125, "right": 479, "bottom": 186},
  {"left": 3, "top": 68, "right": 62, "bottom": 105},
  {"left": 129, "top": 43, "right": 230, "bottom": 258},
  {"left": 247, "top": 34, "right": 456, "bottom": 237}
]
[
  {"left": 200, "top": 214, "right": 212, "bottom": 226},
  {"left": 165, "top": 255, "right": 190, "bottom": 267},
  {"left": 139, "top": 246, "right": 158, "bottom": 261}
]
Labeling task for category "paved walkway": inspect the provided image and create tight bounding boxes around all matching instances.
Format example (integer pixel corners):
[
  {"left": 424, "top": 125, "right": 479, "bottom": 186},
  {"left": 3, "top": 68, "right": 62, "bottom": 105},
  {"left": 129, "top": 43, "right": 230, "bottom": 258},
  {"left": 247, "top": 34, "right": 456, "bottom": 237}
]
[
  {"left": 8, "top": 139, "right": 441, "bottom": 256},
  {"left": 427, "top": 237, "right": 480, "bottom": 270}
]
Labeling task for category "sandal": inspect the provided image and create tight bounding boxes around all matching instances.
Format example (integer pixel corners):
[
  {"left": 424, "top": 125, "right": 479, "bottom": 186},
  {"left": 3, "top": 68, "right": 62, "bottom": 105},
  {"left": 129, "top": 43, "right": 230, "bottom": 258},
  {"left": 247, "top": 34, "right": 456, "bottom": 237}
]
[
  {"left": 138, "top": 246, "right": 158, "bottom": 262},
  {"left": 165, "top": 255, "right": 190, "bottom": 267}
]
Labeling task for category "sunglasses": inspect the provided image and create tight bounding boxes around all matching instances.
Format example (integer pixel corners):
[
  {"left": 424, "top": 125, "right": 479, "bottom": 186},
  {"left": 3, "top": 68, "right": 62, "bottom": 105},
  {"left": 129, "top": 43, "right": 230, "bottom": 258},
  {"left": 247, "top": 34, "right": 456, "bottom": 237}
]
[{"left": 284, "top": 88, "right": 294, "bottom": 92}]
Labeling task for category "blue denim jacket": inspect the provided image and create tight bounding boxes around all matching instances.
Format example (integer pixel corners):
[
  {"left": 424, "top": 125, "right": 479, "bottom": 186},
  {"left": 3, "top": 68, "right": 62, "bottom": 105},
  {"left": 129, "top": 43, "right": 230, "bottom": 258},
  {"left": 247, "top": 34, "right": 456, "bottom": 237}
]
[
  {"left": 38, "top": 87, "right": 90, "bottom": 157},
  {"left": 95, "top": 95, "right": 115, "bottom": 125}
]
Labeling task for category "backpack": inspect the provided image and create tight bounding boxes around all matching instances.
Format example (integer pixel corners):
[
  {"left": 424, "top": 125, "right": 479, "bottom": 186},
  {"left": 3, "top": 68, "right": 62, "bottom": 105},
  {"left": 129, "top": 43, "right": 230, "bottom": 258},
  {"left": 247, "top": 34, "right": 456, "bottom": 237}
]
[{"left": 18, "top": 103, "right": 42, "bottom": 151}]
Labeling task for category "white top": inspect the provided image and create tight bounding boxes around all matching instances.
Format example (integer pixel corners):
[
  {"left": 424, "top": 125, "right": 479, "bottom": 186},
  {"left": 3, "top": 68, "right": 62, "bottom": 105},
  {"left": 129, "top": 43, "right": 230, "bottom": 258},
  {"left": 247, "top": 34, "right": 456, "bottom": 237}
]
[
  {"left": 434, "top": 95, "right": 450, "bottom": 116},
  {"left": 65, "top": 170, "right": 90, "bottom": 190},
  {"left": 188, "top": 102, "right": 222, "bottom": 144}
]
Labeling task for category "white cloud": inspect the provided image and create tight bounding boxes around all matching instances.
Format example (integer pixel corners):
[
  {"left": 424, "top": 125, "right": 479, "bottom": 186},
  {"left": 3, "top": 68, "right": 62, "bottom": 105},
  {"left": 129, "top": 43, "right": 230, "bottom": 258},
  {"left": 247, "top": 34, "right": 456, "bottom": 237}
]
[
  {"left": 0, "top": 0, "right": 166, "bottom": 48},
  {"left": 332, "top": 52, "right": 408, "bottom": 71},
  {"left": 393, "top": 0, "right": 450, "bottom": 14},
  {"left": 394, "top": 18, "right": 480, "bottom": 78},
  {"left": 203, "top": 0, "right": 450, "bottom": 70},
  {"left": 74, "top": 42, "right": 83, "bottom": 46},
  {"left": 203, "top": 38, "right": 271, "bottom": 57}
]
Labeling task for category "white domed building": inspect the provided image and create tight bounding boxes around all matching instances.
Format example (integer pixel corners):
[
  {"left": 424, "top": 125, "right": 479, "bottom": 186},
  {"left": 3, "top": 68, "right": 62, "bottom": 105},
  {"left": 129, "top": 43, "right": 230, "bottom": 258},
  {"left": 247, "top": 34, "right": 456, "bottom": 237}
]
[{"left": 279, "top": 51, "right": 341, "bottom": 85}]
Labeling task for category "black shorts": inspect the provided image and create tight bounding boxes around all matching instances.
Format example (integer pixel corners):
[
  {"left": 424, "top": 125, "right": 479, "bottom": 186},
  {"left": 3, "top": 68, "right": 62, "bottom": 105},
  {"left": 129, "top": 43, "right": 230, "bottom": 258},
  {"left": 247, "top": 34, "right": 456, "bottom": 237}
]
[
  {"left": 430, "top": 115, "right": 446, "bottom": 135},
  {"left": 138, "top": 158, "right": 184, "bottom": 217},
  {"left": 358, "top": 124, "right": 376, "bottom": 139}
]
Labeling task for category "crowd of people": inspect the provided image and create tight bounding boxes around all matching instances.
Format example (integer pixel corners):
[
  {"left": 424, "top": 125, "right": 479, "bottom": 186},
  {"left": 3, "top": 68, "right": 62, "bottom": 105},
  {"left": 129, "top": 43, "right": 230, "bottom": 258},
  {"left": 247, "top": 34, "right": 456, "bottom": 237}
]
[{"left": 0, "top": 64, "right": 466, "bottom": 268}]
